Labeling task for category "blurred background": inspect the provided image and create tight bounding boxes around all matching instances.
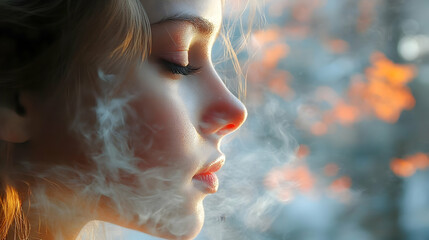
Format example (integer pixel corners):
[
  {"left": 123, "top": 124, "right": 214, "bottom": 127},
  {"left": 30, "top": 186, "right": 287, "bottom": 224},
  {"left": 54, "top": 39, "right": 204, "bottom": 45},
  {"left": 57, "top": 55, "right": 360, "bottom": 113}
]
[
  {"left": 81, "top": 0, "right": 429, "bottom": 239},
  {"left": 205, "top": 0, "right": 429, "bottom": 239}
]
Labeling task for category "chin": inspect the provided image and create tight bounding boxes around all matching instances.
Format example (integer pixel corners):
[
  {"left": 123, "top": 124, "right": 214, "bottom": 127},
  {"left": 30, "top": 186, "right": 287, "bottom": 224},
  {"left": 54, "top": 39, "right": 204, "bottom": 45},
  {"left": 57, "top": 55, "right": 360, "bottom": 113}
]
[
  {"left": 152, "top": 201, "right": 205, "bottom": 240},
  {"left": 95, "top": 167, "right": 209, "bottom": 239},
  {"left": 116, "top": 198, "right": 205, "bottom": 240},
  {"left": 155, "top": 218, "right": 204, "bottom": 240}
]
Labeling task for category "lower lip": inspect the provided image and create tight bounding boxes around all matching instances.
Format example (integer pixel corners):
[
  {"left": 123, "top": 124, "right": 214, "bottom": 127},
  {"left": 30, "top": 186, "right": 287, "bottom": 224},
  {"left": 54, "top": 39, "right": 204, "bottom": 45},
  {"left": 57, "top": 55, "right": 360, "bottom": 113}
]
[{"left": 193, "top": 172, "right": 219, "bottom": 194}]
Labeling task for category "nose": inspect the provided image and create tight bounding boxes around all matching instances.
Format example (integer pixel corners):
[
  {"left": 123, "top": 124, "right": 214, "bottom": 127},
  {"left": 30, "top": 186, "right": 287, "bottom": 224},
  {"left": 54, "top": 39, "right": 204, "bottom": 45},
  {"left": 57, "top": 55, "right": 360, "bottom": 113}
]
[{"left": 199, "top": 77, "right": 248, "bottom": 137}]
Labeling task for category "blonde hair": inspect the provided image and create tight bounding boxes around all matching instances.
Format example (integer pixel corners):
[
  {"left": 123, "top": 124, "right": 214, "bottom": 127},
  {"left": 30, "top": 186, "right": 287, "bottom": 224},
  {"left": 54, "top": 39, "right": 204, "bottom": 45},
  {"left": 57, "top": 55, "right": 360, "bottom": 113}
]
[{"left": 217, "top": 0, "right": 263, "bottom": 101}]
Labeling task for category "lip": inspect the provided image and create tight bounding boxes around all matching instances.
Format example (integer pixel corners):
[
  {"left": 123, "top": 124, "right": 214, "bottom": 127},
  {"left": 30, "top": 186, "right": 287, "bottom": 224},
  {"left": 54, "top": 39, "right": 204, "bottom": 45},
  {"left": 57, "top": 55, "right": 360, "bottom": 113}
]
[
  {"left": 193, "top": 156, "right": 225, "bottom": 193},
  {"left": 196, "top": 156, "right": 225, "bottom": 175}
]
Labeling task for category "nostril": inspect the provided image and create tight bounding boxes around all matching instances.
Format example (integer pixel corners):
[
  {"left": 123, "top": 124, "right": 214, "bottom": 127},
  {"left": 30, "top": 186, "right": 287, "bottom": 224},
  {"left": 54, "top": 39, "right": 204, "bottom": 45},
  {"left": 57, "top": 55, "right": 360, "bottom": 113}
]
[
  {"left": 199, "top": 114, "right": 229, "bottom": 134},
  {"left": 217, "top": 123, "right": 236, "bottom": 135},
  {"left": 199, "top": 90, "right": 248, "bottom": 136}
]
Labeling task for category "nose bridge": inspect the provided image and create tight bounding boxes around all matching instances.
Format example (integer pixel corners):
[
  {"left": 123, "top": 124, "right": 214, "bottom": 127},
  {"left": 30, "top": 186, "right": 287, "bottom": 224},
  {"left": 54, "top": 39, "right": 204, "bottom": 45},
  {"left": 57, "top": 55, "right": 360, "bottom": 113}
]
[{"left": 199, "top": 73, "right": 248, "bottom": 136}]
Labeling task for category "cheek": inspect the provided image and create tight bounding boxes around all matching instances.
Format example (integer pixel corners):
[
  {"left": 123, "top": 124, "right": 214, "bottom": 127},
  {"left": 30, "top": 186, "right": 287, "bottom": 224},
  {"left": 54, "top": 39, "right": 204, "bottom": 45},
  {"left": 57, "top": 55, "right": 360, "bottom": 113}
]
[{"left": 127, "top": 64, "right": 201, "bottom": 170}]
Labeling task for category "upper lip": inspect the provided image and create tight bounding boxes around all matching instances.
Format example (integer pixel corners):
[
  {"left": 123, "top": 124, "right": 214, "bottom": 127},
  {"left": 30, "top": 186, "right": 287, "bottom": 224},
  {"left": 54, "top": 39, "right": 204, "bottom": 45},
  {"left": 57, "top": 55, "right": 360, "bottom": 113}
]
[{"left": 195, "top": 155, "right": 225, "bottom": 176}]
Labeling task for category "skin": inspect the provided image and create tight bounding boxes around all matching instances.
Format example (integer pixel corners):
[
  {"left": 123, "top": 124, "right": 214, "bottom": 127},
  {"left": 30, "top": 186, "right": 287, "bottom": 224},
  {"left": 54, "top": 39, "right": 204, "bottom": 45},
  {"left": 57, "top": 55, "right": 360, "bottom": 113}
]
[
  {"left": 1, "top": 0, "right": 247, "bottom": 239},
  {"left": 111, "top": 1, "right": 247, "bottom": 238}
]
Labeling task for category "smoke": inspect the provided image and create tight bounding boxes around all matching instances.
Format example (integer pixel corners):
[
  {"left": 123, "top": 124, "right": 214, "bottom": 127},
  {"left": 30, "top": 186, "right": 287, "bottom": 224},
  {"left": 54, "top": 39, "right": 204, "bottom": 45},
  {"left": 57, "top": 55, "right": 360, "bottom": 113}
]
[
  {"left": 25, "top": 67, "right": 201, "bottom": 240},
  {"left": 74, "top": 67, "right": 297, "bottom": 240},
  {"left": 21, "top": 40, "right": 298, "bottom": 240},
  {"left": 200, "top": 93, "right": 299, "bottom": 240}
]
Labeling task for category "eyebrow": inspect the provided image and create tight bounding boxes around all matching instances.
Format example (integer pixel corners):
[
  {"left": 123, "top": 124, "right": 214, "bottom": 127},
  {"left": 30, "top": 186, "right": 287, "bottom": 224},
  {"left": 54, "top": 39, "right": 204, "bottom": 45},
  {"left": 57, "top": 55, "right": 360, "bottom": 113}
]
[{"left": 152, "top": 14, "right": 217, "bottom": 36}]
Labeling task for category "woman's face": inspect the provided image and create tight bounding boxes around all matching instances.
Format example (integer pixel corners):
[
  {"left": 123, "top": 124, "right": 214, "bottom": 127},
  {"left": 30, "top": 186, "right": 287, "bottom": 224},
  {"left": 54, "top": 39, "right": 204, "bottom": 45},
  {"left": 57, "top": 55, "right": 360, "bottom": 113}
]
[
  {"left": 109, "top": 0, "right": 246, "bottom": 238},
  {"left": 25, "top": 0, "right": 246, "bottom": 239}
]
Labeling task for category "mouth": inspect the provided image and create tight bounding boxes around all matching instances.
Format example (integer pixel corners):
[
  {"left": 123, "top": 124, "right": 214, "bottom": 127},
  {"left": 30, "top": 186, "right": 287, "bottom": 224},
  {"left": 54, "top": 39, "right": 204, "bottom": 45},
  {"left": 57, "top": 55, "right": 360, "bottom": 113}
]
[{"left": 193, "top": 156, "right": 225, "bottom": 194}]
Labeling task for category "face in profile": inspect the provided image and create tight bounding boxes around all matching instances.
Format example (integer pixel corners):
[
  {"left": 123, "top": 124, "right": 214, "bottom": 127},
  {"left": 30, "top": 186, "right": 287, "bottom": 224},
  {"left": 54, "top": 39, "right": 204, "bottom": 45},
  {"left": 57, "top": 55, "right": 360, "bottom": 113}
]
[
  {"left": 102, "top": 0, "right": 246, "bottom": 238},
  {"left": 12, "top": 0, "right": 246, "bottom": 239}
]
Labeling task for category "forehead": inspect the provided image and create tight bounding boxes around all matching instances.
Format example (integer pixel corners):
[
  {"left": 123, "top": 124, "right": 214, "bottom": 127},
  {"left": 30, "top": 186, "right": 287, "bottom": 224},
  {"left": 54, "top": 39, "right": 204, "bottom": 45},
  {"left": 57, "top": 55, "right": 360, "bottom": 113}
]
[{"left": 140, "top": 0, "right": 222, "bottom": 26}]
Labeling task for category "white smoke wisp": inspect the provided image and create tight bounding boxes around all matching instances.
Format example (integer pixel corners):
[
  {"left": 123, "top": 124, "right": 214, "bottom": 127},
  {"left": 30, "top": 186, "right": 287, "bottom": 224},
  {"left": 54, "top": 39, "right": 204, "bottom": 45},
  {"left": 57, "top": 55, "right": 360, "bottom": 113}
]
[
  {"left": 26, "top": 68, "right": 199, "bottom": 240},
  {"left": 24, "top": 63, "right": 296, "bottom": 240},
  {"left": 201, "top": 94, "right": 298, "bottom": 240}
]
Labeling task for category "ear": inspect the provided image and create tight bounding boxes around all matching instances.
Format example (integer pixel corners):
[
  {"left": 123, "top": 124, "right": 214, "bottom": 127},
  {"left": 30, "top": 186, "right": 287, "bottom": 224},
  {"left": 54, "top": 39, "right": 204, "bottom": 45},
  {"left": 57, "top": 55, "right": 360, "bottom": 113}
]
[{"left": 0, "top": 91, "right": 32, "bottom": 143}]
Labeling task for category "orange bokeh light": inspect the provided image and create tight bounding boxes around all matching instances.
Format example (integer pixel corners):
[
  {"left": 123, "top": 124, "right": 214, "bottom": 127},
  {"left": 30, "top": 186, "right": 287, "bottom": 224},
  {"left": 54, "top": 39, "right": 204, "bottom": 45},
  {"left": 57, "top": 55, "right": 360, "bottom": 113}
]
[
  {"left": 390, "top": 158, "right": 416, "bottom": 178},
  {"left": 364, "top": 52, "right": 416, "bottom": 123},
  {"left": 330, "top": 176, "right": 352, "bottom": 192},
  {"left": 264, "top": 163, "right": 316, "bottom": 203},
  {"left": 296, "top": 51, "right": 416, "bottom": 136},
  {"left": 407, "top": 153, "right": 429, "bottom": 170},
  {"left": 296, "top": 144, "right": 310, "bottom": 159},
  {"left": 252, "top": 28, "right": 282, "bottom": 47},
  {"left": 283, "top": 166, "right": 315, "bottom": 192},
  {"left": 331, "top": 101, "right": 360, "bottom": 126},
  {"left": 262, "top": 43, "right": 289, "bottom": 69},
  {"left": 369, "top": 52, "right": 415, "bottom": 86},
  {"left": 390, "top": 153, "right": 429, "bottom": 178},
  {"left": 343, "top": 52, "right": 417, "bottom": 124}
]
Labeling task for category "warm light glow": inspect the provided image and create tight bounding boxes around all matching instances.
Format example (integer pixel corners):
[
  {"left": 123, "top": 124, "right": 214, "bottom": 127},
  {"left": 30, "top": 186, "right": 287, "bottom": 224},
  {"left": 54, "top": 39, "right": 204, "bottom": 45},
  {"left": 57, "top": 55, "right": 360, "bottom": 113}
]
[
  {"left": 252, "top": 28, "right": 282, "bottom": 47},
  {"left": 390, "top": 153, "right": 429, "bottom": 178},
  {"left": 364, "top": 52, "right": 416, "bottom": 123},
  {"left": 296, "top": 144, "right": 310, "bottom": 159},
  {"left": 0, "top": 185, "right": 28, "bottom": 239},
  {"left": 247, "top": 27, "right": 294, "bottom": 103},
  {"left": 331, "top": 101, "right": 360, "bottom": 126},
  {"left": 330, "top": 176, "right": 352, "bottom": 192},
  {"left": 262, "top": 43, "right": 289, "bottom": 69},
  {"left": 290, "top": 166, "right": 315, "bottom": 192},
  {"left": 390, "top": 158, "right": 416, "bottom": 178},
  {"left": 368, "top": 52, "right": 415, "bottom": 86},
  {"left": 294, "top": 51, "right": 416, "bottom": 137},
  {"left": 407, "top": 152, "right": 429, "bottom": 170},
  {"left": 264, "top": 163, "right": 316, "bottom": 203}
]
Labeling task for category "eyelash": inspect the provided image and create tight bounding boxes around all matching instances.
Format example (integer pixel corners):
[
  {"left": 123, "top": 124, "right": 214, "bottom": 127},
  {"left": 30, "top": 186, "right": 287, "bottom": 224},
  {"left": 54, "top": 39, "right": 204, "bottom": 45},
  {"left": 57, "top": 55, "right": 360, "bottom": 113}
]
[{"left": 161, "top": 60, "right": 201, "bottom": 76}]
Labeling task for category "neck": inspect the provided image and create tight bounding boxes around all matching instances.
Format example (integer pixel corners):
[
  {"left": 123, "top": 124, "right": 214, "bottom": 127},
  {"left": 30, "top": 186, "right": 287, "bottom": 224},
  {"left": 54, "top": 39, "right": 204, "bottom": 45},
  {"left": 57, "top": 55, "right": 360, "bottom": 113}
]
[
  {"left": 27, "top": 217, "right": 86, "bottom": 240},
  {"left": 21, "top": 184, "right": 92, "bottom": 240},
  {"left": 11, "top": 148, "right": 94, "bottom": 240}
]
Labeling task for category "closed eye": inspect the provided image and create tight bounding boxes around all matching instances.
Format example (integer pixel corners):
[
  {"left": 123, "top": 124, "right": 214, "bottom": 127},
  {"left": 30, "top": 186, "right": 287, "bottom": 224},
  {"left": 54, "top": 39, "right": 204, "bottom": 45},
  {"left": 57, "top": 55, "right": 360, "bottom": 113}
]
[{"left": 161, "top": 59, "right": 201, "bottom": 76}]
